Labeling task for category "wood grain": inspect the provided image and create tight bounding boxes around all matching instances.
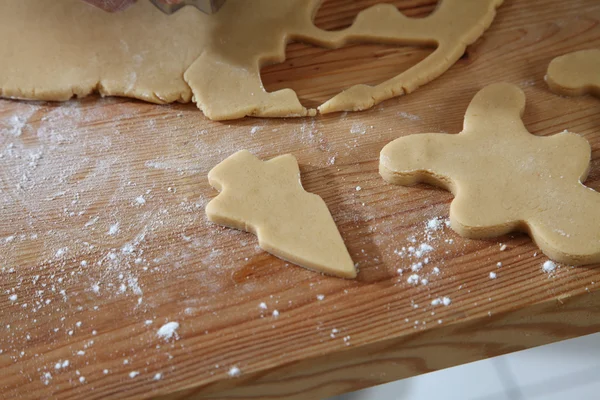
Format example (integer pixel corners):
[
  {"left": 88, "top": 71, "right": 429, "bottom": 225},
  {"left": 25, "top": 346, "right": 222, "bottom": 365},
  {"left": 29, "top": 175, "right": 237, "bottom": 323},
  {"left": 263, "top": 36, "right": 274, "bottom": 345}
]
[{"left": 1, "top": 0, "right": 600, "bottom": 399}]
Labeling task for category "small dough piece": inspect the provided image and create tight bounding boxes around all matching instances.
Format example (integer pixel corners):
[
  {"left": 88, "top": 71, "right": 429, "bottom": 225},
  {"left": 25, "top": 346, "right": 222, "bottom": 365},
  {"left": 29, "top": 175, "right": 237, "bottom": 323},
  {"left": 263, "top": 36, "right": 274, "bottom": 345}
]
[
  {"left": 546, "top": 49, "right": 600, "bottom": 97},
  {"left": 380, "top": 83, "right": 600, "bottom": 266},
  {"left": 0, "top": 0, "right": 503, "bottom": 120},
  {"left": 206, "top": 150, "right": 356, "bottom": 278}
]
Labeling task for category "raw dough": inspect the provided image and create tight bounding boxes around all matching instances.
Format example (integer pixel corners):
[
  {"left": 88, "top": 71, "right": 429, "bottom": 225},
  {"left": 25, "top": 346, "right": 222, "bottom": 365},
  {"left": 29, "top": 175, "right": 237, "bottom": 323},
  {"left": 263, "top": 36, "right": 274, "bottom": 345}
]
[
  {"left": 380, "top": 83, "right": 600, "bottom": 266},
  {"left": 0, "top": 0, "right": 503, "bottom": 120},
  {"left": 206, "top": 150, "right": 356, "bottom": 278},
  {"left": 546, "top": 49, "right": 600, "bottom": 97}
]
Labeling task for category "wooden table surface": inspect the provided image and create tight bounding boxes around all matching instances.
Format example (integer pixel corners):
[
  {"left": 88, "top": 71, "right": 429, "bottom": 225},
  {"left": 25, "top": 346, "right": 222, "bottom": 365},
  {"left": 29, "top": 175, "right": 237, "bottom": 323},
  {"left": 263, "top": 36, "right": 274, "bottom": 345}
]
[{"left": 1, "top": 0, "right": 600, "bottom": 399}]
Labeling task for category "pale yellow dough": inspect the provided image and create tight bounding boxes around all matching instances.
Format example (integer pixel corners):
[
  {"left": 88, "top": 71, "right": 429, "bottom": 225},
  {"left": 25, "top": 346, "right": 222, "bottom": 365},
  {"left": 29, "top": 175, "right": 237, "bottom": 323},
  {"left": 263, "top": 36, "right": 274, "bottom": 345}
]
[
  {"left": 206, "top": 150, "right": 356, "bottom": 279},
  {"left": 546, "top": 49, "right": 600, "bottom": 97},
  {"left": 380, "top": 83, "right": 600, "bottom": 266},
  {"left": 0, "top": 0, "right": 502, "bottom": 120}
]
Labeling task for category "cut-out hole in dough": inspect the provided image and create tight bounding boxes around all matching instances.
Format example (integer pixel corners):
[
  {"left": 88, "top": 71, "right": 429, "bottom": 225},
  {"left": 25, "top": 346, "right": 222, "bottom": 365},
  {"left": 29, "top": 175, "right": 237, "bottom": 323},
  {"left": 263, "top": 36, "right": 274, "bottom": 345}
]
[
  {"left": 314, "top": 0, "right": 439, "bottom": 31},
  {"left": 0, "top": 0, "right": 502, "bottom": 120},
  {"left": 261, "top": 43, "right": 434, "bottom": 109}
]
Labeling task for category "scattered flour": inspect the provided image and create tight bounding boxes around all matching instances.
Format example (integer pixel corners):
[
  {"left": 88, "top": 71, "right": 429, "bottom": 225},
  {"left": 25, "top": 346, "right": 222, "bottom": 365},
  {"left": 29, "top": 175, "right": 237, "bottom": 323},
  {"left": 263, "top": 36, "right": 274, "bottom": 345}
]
[
  {"left": 397, "top": 111, "right": 421, "bottom": 121},
  {"left": 394, "top": 216, "right": 452, "bottom": 288},
  {"left": 55, "top": 248, "right": 68, "bottom": 258},
  {"left": 156, "top": 322, "right": 179, "bottom": 341},
  {"left": 42, "top": 372, "right": 52, "bottom": 385},
  {"left": 1, "top": 106, "right": 36, "bottom": 136},
  {"left": 350, "top": 122, "right": 367, "bottom": 135},
  {"left": 107, "top": 223, "right": 120, "bottom": 236},
  {"left": 542, "top": 260, "right": 557, "bottom": 273},
  {"left": 426, "top": 217, "right": 443, "bottom": 230},
  {"left": 228, "top": 366, "right": 241, "bottom": 377},
  {"left": 431, "top": 296, "right": 452, "bottom": 307}
]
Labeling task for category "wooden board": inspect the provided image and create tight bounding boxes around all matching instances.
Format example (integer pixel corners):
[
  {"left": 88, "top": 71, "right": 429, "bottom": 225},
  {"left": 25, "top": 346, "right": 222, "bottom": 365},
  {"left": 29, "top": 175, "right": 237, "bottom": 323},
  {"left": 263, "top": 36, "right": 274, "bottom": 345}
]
[{"left": 1, "top": 0, "right": 600, "bottom": 399}]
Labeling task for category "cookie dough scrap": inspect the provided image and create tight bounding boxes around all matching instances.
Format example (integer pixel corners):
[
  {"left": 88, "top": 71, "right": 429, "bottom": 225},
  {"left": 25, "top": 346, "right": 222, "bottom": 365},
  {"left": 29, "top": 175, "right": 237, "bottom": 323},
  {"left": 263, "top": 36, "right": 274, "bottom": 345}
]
[
  {"left": 380, "top": 83, "right": 600, "bottom": 266},
  {"left": 206, "top": 150, "right": 356, "bottom": 278},
  {"left": 546, "top": 49, "right": 600, "bottom": 97},
  {"left": 0, "top": 0, "right": 503, "bottom": 120}
]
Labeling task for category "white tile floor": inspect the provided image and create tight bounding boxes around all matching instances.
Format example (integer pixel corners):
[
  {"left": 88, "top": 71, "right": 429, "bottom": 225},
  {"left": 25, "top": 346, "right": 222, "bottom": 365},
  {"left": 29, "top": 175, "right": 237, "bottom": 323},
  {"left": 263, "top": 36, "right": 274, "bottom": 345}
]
[{"left": 330, "top": 333, "right": 600, "bottom": 400}]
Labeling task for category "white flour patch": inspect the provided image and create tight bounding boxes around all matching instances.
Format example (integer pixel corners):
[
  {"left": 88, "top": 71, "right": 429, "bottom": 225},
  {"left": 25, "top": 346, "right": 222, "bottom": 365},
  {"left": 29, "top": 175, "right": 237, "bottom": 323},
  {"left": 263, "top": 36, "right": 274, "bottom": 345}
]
[
  {"left": 55, "top": 247, "right": 68, "bottom": 258},
  {"left": 542, "top": 260, "right": 557, "bottom": 273},
  {"left": 42, "top": 372, "right": 52, "bottom": 385},
  {"left": 157, "top": 322, "right": 179, "bottom": 341},
  {"left": 426, "top": 217, "right": 443, "bottom": 230},
  {"left": 107, "top": 222, "right": 120, "bottom": 236},
  {"left": 228, "top": 366, "right": 241, "bottom": 377},
  {"left": 397, "top": 111, "right": 421, "bottom": 121},
  {"left": 350, "top": 122, "right": 367, "bottom": 135},
  {"left": 407, "top": 274, "right": 419, "bottom": 284},
  {"left": 1, "top": 105, "right": 36, "bottom": 136},
  {"left": 5, "top": 116, "right": 28, "bottom": 136}
]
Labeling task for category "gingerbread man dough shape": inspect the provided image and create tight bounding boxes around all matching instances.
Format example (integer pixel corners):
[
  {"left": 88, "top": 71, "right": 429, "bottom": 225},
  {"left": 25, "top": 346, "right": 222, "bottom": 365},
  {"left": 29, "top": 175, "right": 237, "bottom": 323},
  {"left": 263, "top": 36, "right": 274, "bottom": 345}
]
[
  {"left": 546, "top": 49, "right": 600, "bottom": 97},
  {"left": 380, "top": 83, "right": 600, "bottom": 265},
  {"left": 206, "top": 150, "right": 356, "bottom": 278}
]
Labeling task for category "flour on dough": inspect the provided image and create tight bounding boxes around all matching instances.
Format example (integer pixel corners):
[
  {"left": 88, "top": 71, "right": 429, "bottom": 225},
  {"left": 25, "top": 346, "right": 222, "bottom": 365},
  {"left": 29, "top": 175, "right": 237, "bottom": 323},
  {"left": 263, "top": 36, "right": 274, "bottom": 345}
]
[
  {"left": 546, "top": 49, "right": 600, "bottom": 97},
  {"left": 206, "top": 150, "right": 356, "bottom": 278},
  {"left": 380, "top": 83, "right": 600, "bottom": 266},
  {"left": 0, "top": 0, "right": 503, "bottom": 120}
]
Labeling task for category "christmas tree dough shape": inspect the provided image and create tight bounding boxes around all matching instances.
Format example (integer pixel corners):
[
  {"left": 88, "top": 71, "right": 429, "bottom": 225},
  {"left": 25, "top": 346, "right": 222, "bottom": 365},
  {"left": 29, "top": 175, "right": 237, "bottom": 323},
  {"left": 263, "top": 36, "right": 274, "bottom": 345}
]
[
  {"left": 380, "top": 83, "right": 600, "bottom": 266},
  {"left": 546, "top": 49, "right": 600, "bottom": 97},
  {"left": 206, "top": 150, "right": 356, "bottom": 278},
  {"left": 0, "top": 0, "right": 502, "bottom": 120}
]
